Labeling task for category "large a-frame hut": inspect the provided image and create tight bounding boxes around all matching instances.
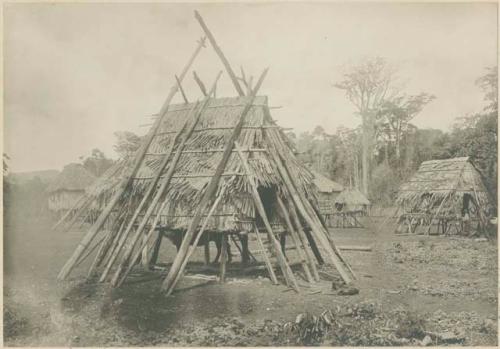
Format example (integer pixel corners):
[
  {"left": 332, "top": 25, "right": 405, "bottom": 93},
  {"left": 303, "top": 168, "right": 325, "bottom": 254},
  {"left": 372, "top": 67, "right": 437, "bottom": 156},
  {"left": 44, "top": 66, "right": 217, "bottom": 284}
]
[
  {"left": 56, "top": 11, "right": 355, "bottom": 294},
  {"left": 394, "top": 157, "right": 494, "bottom": 236},
  {"left": 47, "top": 163, "right": 96, "bottom": 217}
]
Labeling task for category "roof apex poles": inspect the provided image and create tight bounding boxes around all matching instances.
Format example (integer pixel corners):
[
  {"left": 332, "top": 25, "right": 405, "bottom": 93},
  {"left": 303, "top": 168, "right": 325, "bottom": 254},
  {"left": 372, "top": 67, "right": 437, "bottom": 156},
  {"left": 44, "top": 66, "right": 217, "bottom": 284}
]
[{"left": 195, "top": 10, "right": 245, "bottom": 97}]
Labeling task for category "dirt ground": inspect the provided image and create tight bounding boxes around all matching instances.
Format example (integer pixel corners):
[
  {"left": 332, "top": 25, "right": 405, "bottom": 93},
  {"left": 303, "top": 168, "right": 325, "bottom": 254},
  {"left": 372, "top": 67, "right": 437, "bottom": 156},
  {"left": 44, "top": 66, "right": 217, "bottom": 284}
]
[{"left": 3, "top": 213, "right": 498, "bottom": 346}]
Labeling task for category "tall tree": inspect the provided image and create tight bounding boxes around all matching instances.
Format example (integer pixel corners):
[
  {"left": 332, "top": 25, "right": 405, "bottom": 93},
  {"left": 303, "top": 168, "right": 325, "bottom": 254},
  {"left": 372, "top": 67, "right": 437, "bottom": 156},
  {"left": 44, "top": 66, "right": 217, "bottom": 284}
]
[
  {"left": 376, "top": 93, "right": 435, "bottom": 165},
  {"left": 335, "top": 57, "right": 397, "bottom": 195},
  {"left": 113, "top": 131, "right": 142, "bottom": 160}
]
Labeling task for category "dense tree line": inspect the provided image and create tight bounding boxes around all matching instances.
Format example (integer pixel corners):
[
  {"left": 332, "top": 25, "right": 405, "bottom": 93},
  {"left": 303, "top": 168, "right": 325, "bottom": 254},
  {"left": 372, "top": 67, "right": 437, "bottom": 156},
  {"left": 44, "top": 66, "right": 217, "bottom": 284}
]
[{"left": 290, "top": 63, "right": 497, "bottom": 207}]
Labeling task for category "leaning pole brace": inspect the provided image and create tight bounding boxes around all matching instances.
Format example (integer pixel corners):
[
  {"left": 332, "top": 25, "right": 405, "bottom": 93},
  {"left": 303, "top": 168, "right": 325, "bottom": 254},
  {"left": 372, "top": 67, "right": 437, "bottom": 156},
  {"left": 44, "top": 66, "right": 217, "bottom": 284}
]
[
  {"left": 234, "top": 141, "right": 300, "bottom": 292},
  {"left": 263, "top": 129, "right": 354, "bottom": 284},
  {"left": 57, "top": 37, "right": 207, "bottom": 281},
  {"left": 111, "top": 73, "right": 223, "bottom": 287},
  {"left": 98, "top": 101, "right": 201, "bottom": 282},
  {"left": 162, "top": 68, "right": 268, "bottom": 295},
  {"left": 194, "top": 10, "right": 245, "bottom": 97}
]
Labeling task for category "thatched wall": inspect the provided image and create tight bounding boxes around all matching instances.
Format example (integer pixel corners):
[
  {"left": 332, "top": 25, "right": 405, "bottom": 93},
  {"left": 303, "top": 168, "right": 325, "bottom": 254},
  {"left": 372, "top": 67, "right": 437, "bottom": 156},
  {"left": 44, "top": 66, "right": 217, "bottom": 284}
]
[
  {"left": 48, "top": 190, "right": 85, "bottom": 212},
  {"left": 81, "top": 96, "right": 315, "bottom": 233},
  {"left": 396, "top": 157, "right": 493, "bottom": 216}
]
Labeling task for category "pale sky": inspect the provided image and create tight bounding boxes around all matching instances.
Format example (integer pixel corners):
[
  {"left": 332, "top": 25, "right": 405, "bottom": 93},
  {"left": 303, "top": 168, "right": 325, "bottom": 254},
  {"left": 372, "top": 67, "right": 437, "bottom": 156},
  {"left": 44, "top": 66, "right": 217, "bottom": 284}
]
[{"left": 4, "top": 2, "right": 497, "bottom": 173}]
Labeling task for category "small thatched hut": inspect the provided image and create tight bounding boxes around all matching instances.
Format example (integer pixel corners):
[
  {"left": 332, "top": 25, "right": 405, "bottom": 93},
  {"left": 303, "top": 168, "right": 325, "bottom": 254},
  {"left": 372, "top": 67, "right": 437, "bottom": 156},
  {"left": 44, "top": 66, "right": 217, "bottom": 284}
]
[
  {"left": 47, "top": 163, "right": 96, "bottom": 215},
  {"left": 395, "top": 157, "right": 494, "bottom": 235},
  {"left": 311, "top": 170, "right": 344, "bottom": 215},
  {"left": 334, "top": 188, "right": 371, "bottom": 215}
]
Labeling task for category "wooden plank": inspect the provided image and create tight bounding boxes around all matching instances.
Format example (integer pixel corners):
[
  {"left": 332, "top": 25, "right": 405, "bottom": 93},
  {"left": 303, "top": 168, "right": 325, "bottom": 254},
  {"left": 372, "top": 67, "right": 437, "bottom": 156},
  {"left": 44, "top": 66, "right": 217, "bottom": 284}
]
[
  {"left": 338, "top": 245, "right": 372, "bottom": 252},
  {"left": 194, "top": 11, "right": 245, "bottom": 97}
]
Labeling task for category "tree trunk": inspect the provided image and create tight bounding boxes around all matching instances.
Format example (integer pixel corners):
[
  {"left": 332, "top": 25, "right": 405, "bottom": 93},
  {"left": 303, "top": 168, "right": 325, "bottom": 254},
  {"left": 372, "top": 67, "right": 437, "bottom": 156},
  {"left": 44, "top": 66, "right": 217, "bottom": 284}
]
[{"left": 361, "top": 112, "right": 372, "bottom": 196}]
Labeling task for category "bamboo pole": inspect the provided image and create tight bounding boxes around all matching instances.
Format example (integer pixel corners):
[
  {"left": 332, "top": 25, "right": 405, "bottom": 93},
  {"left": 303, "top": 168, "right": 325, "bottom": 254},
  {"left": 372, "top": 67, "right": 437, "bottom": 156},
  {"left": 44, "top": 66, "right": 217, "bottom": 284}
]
[
  {"left": 276, "top": 196, "right": 313, "bottom": 283},
  {"left": 287, "top": 201, "right": 320, "bottom": 281},
  {"left": 161, "top": 70, "right": 268, "bottom": 294},
  {"left": 57, "top": 37, "right": 207, "bottom": 281},
  {"left": 254, "top": 224, "right": 278, "bottom": 284},
  {"left": 233, "top": 141, "right": 300, "bottom": 292},
  {"left": 272, "top": 129, "right": 356, "bottom": 278},
  {"left": 264, "top": 130, "right": 354, "bottom": 284},
  {"left": 175, "top": 75, "right": 189, "bottom": 104},
  {"left": 98, "top": 101, "right": 201, "bottom": 282},
  {"left": 193, "top": 71, "right": 207, "bottom": 96},
  {"left": 109, "top": 73, "right": 222, "bottom": 285},
  {"left": 194, "top": 11, "right": 245, "bottom": 97}
]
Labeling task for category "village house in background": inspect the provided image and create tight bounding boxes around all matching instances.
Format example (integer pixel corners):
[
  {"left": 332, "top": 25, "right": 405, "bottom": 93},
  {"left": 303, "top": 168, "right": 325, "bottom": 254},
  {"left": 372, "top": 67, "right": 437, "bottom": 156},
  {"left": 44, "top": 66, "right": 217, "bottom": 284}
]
[
  {"left": 47, "top": 163, "right": 96, "bottom": 218},
  {"left": 394, "top": 157, "right": 494, "bottom": 236},
  {"left": 311, "top": 169, "right": 344, "bottom": 214}
]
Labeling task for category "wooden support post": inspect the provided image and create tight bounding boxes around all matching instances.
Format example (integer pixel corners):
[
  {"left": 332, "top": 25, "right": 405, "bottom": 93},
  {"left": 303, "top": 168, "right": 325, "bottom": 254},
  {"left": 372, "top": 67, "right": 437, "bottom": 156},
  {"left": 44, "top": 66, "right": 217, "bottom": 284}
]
[
  {"left": 254, "top": 225, "right": 278, "bottom": 284},
  {"left": 175, "top": 75, "right": 189, "bottom": 104},
  {"left": 276, "top": 196, "right": 313, "bottom": 283},
  {"left": 161, "top": 69, "right": 268, "bottom": 295},
  {"left": 141, "top": 233, "right": 150, "bottom": 268},
  {"left": 164, "top": 183, "right": 229, "bottom": 291},
  {"left": 194, "top": 11, "right": 245, "bottom": 97},
  {"left": 234, "top": 141, "right": 300, "bottom": 292},
  {"left": 220, "top": 233, "right": 227, "bottom": 283},
  {"left": 57, "top": 37, "right": 206, "bottom": 281},
  {"left": 149, "top": 231, "right": 163, "bottom": 267},
  {"left": 193, "top": 71, "right": 207, "bottom": 96},
  {"left": 204, "top": 241, "right": 211, "bottom": 265}
]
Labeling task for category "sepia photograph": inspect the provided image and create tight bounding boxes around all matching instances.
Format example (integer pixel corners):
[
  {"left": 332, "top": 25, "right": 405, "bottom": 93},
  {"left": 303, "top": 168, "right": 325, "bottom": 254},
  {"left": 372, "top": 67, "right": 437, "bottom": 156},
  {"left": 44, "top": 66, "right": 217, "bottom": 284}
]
[{"left": 2, "top": 1, "right": 498, "bottom": 346}]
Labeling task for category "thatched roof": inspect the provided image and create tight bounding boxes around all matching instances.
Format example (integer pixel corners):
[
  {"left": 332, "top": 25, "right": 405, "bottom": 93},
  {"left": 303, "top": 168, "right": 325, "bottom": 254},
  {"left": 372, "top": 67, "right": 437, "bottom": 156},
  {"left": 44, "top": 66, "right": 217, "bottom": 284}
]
[
  {"left": 47, "top": 163, "right": 96, "bottom": 194},
  {"left": 85, "top": 96, "right": 315, "bottom": 232},
  {"left": 396, "top": 157, "right": 492, "bottom": 214},
  {"left": 335, "top": 188, "right": 370, "bottom": 206},
  {"left": 311, "top": 170, "right": 343, "bottom": 193}
]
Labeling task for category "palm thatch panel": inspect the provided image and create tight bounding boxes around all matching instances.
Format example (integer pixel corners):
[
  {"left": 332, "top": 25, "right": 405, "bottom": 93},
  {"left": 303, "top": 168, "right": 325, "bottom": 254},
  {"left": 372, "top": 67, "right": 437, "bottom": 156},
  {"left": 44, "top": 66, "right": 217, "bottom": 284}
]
[{"left": 81, "top": 96, "right": 314, "bottom": 233}]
